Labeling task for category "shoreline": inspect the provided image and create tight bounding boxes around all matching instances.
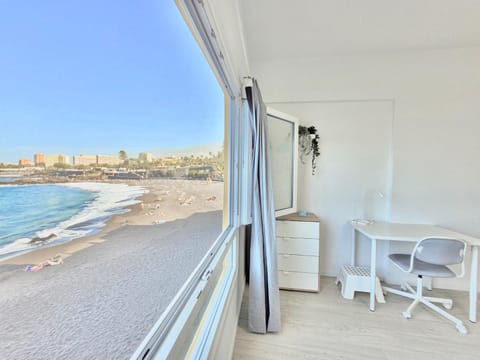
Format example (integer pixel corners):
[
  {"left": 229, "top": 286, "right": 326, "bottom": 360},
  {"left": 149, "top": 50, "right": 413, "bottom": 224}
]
[
  {"left": 0, "top": 178, "right": 224, "bottom": 267},
  {"left": 0, "top": 181, "right": 145, "bottom": 263},
  {"left": 0, "top": 192, "right": 147, "bottom": 266},
  {"left": 0, "top": 210, "right": 224, "bottom": 359}
]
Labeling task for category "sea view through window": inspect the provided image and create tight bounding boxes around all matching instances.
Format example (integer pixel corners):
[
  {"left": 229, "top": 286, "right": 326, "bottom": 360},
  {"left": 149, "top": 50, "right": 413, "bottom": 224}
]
[{"left": 0, "top": 1, "right": 227, "bottom": 359}]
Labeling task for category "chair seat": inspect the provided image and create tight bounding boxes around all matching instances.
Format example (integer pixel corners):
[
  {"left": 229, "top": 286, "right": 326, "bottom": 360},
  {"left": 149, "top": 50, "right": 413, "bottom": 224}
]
[{"left": 389, "top": 254, "right": 456, "bottom": 278}]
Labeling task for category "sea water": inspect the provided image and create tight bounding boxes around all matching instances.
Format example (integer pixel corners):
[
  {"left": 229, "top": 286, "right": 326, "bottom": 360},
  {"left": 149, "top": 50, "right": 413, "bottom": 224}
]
[{"left": 0, "top": 182, "right": 145, "bottom": 259}]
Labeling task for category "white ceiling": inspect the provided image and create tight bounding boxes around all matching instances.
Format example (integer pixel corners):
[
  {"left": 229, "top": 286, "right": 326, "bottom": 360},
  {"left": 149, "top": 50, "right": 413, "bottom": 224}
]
[{"left": 239, "top": 0, "right": 480, "bottom": 60}]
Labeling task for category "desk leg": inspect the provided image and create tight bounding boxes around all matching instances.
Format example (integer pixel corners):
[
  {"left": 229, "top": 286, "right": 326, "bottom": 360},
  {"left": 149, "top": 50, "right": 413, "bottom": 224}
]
[
  {"left": 470, "top": 245, "right": 478, "bottom": 323},
  {"left": 370, "top": 238, "right": 377, "bottom": 312},
  {"left": 351, "top": 227, "right": 356, "bottom": 266}
]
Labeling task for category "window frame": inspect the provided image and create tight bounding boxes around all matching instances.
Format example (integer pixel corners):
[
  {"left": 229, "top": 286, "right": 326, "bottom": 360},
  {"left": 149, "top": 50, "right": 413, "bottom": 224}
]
[
  {"left": 130, "top": 1, "right": 240, "bottom": 359},
  {"left": 266, "top": 107, "right": 299, "bottom": 217}
]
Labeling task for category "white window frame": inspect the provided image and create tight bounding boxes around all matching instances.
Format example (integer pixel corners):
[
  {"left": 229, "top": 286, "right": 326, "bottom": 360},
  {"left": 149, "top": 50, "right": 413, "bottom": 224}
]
[
  {"left": 266, "top": 107, "right": 299, "bottom": 217},
  {"left": 130, "top": 1, "right": 241, "bottom": 359}
]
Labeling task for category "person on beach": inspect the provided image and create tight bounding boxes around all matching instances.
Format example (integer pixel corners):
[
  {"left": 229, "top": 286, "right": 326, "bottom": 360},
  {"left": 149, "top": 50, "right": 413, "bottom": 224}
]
[{"left": 25, "top": 255, "right": 64, "bottom": 272}]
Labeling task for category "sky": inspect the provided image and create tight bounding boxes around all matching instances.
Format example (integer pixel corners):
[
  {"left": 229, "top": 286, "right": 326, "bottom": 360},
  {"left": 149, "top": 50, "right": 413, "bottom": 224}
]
[{"left": 0, "top": 0, "right": 225, "bottom": 163}]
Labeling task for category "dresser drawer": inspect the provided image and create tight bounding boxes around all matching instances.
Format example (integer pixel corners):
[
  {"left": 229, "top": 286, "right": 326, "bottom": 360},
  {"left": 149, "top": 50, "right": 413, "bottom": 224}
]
[
  {"left": 277, "top": 237, "right": 319, "bottom": 256},
  {"left": 277, "top": 254, "right": 318, "bottom": 273},
  {"left": 278, "top": 271, "right": 319, "bottom": 292},
  {"left": 276, "top": 220, "right": 319, "bottom": 238}
]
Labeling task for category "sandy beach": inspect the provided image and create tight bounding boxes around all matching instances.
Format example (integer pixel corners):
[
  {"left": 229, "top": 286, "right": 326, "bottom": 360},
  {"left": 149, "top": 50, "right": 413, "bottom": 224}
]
[{"left": 0, "top": 179, "right": 224, "bottom": 359}]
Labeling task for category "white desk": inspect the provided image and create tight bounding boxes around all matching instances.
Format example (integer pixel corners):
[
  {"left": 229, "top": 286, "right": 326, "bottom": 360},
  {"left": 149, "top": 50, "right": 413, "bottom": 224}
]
[{"left": 350, "top": 221, "right": 480, "bottom": 322}]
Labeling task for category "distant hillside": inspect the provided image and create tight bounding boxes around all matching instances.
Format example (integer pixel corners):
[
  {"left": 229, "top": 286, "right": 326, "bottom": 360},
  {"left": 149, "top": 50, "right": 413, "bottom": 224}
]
[{"left": 151, "top": 142, "right": 224, "bottom": 158}]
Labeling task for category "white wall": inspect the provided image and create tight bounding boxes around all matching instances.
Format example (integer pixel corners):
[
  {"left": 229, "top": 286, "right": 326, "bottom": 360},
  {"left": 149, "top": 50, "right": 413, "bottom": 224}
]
[
  {"left": 253, "top": 47, "right": 480, "bottom": 290},
  {"left": 271, "top": 101, "right": 393, "bottom": 277}
]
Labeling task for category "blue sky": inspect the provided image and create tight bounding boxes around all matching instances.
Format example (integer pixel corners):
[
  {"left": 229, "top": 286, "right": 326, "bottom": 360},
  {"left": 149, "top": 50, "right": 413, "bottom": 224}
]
[{"left": 0, "top": 1, "right": 224, "bottom": 163}]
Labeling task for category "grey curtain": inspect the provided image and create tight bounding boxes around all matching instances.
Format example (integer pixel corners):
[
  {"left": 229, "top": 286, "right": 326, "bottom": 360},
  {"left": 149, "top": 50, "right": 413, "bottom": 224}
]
[{"left": 246, "top": 79, "right": 281, "bottom": 333}]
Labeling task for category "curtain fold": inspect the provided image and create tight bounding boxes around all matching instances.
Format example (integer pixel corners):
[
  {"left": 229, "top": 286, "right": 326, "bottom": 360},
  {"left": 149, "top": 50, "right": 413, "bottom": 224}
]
[{"left": 246, "top": 79, "right": 281, "bottom": 333}]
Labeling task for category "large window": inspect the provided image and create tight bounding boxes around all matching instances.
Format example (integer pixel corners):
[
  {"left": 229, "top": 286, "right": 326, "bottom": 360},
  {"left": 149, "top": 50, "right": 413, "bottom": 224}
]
[{"left": 0, "top": 1, "right": 230, "bottom": 359}]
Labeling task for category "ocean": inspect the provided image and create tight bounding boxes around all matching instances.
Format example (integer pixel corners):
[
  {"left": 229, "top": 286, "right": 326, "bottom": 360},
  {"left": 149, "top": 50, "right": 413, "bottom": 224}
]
[{"left": 0, "top": 182, "right": 145, "bottom": 259}]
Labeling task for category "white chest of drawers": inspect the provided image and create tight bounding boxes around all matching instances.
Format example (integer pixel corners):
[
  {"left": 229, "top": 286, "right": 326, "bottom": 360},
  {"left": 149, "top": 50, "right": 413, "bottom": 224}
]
[{"left": 276, "top": 212, "right": 320, "bottom": 292}]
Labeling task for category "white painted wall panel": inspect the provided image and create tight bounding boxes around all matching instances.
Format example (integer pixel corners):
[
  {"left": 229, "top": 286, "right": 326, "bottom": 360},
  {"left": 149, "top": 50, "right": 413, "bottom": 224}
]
[
  {"left": 253, "top": 47, "right": 480, "bottom": 290},
  {"left": 270, "top": 101, "right": 393, "bottom": 277}
]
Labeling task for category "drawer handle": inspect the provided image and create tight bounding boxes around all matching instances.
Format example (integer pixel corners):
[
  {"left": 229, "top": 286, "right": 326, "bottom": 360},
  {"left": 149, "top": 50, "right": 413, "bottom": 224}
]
[
  {"left": 282, "top": 254, "right": 290, "bottom": 258},
  {"left": 283, "top": 271, "right": 290, "bottom": 275}
]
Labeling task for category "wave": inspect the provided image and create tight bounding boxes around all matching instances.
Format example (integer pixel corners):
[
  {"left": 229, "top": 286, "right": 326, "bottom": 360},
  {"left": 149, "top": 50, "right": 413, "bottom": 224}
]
[{"left": 0, "top": 182, "right": 146, "bottom": 258}]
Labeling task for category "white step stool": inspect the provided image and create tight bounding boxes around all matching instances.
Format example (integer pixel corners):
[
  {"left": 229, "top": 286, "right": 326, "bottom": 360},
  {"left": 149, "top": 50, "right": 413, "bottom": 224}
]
[{"left": 336, "top": 265, "right": 385, "bottom": 303}]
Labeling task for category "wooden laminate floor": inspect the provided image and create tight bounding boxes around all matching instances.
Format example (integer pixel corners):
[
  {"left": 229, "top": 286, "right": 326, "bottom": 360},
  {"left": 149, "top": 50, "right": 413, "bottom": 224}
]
[{"left": 233, "top": 277, "right": 480, "bottom": 360}]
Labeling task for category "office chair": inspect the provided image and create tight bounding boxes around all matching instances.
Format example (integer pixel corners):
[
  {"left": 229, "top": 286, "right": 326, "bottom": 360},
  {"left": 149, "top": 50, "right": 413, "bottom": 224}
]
[{"left": 383, "top": 237, "right": 468, "bottom": 334}]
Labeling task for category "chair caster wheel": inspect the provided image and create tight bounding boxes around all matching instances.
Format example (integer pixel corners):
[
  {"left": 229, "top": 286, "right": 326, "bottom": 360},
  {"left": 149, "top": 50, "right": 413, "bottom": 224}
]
[
  {"left": 402, "top": 311, "right": 411, "bottom": 319},
  {"left": 456, "top": 324, "right": 467, "bottom": 334},
  {"left": 400, "top": 284, "right": 407, "bottom": 291}
]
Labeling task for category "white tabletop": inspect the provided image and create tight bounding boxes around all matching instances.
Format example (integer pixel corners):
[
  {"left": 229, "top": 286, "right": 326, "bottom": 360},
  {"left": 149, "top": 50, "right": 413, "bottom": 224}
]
[{"left": 351, "top": 221, "right": 480, "bottom": 246}]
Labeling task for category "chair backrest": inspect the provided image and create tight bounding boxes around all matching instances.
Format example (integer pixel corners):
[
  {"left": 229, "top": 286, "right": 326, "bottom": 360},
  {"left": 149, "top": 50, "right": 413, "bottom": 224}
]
[{"left": 414, "top": 238, "right": 466, "bottom": 266}]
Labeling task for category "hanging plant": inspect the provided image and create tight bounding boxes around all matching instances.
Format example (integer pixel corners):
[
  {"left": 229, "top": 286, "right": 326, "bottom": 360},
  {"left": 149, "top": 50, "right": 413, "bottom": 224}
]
[{"left": 298, "top": 125, "right": 320, "bottom": 175}]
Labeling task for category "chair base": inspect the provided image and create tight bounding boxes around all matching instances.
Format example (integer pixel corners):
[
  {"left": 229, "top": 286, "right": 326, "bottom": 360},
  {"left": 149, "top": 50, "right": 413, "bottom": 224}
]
[{"left": 383, "top": 277, "right": 467, "bottom": 334}]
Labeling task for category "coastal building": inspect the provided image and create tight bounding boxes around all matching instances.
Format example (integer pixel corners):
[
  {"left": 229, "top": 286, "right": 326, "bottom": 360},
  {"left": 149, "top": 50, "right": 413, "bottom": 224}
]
[
  {"left": 73, "top": 154, "right": 97, "bottom": 166},
  {"left": 138, "top": 152, "right": 153, "bottom": 163},
  {"left": 44, "top": 154, "right": 68, "bottom": 167},
  {"left": 18, "top": 158, "right": 32, "bottom": 167},
  {"left": 33, "top": 153, "right": 68, "bottom": 167},
  {"left": 159, "top": 156, "right": 178, "bottom": 166},
  {"left": 174, "top": 166, "right": 189, "bottom": 178},
  {"left": 34, "top": 153, "right": 45, "bottom": 166},
  {"left": 96, "top": 154, "right": 120, "bottom": 166}
]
